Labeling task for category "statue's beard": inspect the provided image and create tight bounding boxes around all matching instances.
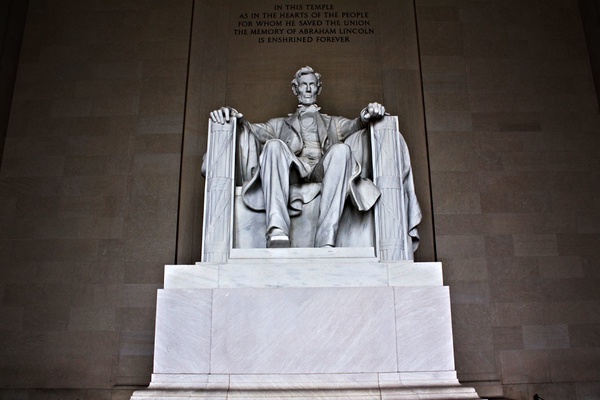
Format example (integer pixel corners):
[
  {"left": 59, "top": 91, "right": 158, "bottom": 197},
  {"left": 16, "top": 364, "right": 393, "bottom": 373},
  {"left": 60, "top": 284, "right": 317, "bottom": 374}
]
[{"left": 298, "top": 94, "right": 317, "bottom": 105}]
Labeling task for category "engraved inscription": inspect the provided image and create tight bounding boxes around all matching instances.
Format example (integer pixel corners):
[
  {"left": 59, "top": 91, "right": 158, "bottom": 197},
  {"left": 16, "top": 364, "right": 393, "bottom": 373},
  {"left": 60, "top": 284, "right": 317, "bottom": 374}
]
[{"left": 233, "top": 3, "right": 375, "bottom": 44}]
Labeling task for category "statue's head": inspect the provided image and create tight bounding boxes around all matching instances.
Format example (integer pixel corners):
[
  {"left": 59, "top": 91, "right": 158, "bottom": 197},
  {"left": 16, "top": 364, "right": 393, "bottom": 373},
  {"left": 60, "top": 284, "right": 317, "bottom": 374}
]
[{"left": 291, "top": 66, "right": 322, "bottom": 106}]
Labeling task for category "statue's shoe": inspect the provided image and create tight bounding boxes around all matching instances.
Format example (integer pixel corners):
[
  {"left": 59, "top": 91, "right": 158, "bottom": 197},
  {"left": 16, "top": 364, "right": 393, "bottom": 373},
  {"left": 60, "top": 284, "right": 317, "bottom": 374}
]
[
  {"left": 267, "top": 228, "right": 290, "bottom": 248},
  {"left": 267, "top": 234, "right": 290, "bottom": 248}
]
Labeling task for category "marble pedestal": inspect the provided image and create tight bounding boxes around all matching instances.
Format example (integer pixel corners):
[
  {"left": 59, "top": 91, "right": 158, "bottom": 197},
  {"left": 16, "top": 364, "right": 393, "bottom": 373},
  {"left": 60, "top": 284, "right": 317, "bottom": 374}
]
[{"left": 131, "top": 248, "right": 481, "bottom": 399}]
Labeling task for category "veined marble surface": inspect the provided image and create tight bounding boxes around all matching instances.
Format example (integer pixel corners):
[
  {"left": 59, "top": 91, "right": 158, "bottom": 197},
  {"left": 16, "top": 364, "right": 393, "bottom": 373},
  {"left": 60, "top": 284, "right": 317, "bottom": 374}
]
[
  {"left": 153, "top": 289, "right": 212, "bottom": 374},
  {"left": 135, "top": 371, "right": 480, "bottom": 399},
  {"left": 148, "top": 371, "right": 460, "bottom": 389},
  {"left": 163, "top": 260, "right": 443, "bottom": 289},
  {"left": 395, "top": 287, "right": 455, "bottom": 371},
  {"left": 152, "top": 285, "right": 457, "bottom": 376},
  {"left": 211, "top": 286, "right": 397, "bottom": 374},
  {"left": 137, "top": 259, "right": 481, "bottom": 399},
  {"left": 228, "top": 246, "right": 377, "bottom": 260}
]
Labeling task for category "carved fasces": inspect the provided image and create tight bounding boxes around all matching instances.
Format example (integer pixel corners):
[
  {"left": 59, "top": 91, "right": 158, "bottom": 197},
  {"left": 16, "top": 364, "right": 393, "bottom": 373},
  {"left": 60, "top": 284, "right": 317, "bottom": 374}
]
[
  {"left": 201, "top": 119, "right": 237, "bottom": 262},
  {"left": 370, "top": 116, "right": 414, "bottom": 261}
]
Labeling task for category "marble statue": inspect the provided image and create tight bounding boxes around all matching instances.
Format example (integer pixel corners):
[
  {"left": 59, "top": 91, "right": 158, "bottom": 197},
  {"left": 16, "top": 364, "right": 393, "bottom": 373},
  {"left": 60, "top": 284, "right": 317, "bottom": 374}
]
[
  {"left": 210, "top": 66, "right": 388, "bottom": 248},
  {"left": 136, "top": 69, "right": 477, "bottom": 400}
]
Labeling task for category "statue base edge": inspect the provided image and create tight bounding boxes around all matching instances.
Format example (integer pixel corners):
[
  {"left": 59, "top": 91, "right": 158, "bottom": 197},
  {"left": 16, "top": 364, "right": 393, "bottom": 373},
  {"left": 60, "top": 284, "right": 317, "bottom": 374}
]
[{"left": 131, "top": 372, "right": 482, "bottom": 399}]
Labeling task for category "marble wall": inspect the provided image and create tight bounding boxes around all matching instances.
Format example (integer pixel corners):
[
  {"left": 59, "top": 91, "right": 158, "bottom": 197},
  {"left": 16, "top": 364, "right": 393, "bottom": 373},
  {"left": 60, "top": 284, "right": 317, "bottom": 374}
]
[
  {"left": 417, "top": 0, "right": 600, "bottom": 398},
  {"left": 0, "top": 0, "right": 598, "bottom": 399},
  {"left": 0, "top": 0, "right": 192, "bottom": 398}
]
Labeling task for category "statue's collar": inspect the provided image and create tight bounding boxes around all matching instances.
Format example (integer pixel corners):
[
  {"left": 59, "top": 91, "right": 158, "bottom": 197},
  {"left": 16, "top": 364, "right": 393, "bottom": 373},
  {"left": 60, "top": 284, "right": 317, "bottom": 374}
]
[{"left": 297, "top": 104, "right": 321, "bottom": 114}]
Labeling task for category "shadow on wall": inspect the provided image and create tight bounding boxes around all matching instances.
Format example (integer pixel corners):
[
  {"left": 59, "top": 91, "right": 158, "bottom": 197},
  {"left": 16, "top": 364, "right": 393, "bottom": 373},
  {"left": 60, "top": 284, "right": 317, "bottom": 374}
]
[
  {"left": 0, "top": 0, "right": 29, "bottom": 164},
  {"left": 579, "top": 0, "right": 600, "bottom": 111}
]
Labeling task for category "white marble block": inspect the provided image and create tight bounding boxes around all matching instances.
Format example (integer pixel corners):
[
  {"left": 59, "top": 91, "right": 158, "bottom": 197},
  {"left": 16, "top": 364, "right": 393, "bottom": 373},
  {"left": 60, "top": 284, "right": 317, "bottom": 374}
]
[
  {"left": 153, "top": 290, "right": 212, "bottom": 374},
  {"left": 211, "top": 286, "right": 397, "bottom": 374},
  {"left": 131, "top": 260, "right": 481, "bottom": 399},
  {"left": 394, "top": 287, "right": 455, "bottom": 372}
]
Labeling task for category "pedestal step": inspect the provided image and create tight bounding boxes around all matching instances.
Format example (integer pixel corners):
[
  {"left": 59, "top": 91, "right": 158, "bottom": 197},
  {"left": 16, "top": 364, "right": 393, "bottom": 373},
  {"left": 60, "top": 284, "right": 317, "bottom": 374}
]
[
  {"left": 132, "top": 261, "right": 482, "bottom": 400},
  {"left": 132, "top": 373, "right": 481, "bottom": 399},
  {"left": 164, "top": 260, "right": 443, "bottom": 289},
  {"left": 132, "top": 387, "right": 481, "bottom": 399}
]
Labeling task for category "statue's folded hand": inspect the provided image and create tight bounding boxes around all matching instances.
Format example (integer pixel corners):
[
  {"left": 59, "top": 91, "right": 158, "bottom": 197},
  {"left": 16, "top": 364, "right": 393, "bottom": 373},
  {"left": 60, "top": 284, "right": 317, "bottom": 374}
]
[{"left": 360, "top": 102, "right": 386, "bottom": 122}]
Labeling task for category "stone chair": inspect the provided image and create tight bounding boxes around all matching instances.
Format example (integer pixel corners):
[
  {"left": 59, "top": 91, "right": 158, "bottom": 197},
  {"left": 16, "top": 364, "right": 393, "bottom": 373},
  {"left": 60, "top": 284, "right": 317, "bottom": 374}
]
[{"left": 201, "top": 115, "right": 421, "bottom": 263}]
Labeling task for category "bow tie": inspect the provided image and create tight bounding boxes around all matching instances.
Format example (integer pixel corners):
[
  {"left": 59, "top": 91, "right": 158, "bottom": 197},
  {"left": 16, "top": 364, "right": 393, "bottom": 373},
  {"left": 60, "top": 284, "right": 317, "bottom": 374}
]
[{"left": 298, "top": 104, "right": 321, "bottom": 114}]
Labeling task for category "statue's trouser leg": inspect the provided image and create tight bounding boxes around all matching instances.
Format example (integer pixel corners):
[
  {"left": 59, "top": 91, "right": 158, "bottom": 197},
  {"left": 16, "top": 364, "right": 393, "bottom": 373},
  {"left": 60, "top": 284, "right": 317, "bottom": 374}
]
[
  {"left": 259, "top": 139, "right": 296, "bottom": 237},
  {"left": 313, "top": 143, "right": 353, "bottom": 247}
]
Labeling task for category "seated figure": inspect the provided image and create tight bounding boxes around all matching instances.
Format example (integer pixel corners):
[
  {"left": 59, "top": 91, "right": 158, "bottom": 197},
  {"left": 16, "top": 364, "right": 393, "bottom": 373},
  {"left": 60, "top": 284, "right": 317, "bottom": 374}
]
[{"left": 210, "top": 66, "right": 386, "bottom": 248}]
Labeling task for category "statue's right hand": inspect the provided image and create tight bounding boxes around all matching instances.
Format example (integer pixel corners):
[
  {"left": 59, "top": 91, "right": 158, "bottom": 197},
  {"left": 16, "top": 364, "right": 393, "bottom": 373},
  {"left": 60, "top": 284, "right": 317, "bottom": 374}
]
[{"left": 210, "top": 107, "right": 242, "bottom": 124}]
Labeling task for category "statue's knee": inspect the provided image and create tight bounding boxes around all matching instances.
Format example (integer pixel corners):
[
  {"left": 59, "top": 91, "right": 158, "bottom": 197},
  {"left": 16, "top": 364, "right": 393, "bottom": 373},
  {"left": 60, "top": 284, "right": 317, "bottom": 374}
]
[
  {"left": 328, "top": 143, "right": 352, "bottom": 159},
  {"left": 264, "top": 139, "right": 286, "bottom": 151},
  {"left": 262, "top": 139, "right": 288, "bottom": 158}
]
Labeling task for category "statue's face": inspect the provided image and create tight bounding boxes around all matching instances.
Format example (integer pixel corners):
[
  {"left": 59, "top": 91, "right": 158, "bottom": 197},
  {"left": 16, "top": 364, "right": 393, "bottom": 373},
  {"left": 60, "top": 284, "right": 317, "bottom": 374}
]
[{"left": 295, "top": 73, "right": 319, "bottom": 105}]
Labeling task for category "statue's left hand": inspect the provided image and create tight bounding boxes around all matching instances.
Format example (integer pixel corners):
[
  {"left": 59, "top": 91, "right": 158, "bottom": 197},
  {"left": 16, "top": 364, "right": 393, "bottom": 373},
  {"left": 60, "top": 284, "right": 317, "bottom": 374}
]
[{"left": 361, "top": 102, "right": 386, "bottom": 121}]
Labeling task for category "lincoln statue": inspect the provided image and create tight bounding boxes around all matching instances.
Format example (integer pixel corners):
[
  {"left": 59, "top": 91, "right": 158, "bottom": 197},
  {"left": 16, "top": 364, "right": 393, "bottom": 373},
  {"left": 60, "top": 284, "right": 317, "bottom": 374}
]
[{"left": 210, "top": 66, "right": 387, "bottom": 248}]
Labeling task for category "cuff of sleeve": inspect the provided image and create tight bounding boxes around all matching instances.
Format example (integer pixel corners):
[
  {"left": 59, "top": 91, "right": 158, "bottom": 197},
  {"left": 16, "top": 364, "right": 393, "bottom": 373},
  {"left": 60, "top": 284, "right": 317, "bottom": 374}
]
[
  {"left": 360, "top": 108, "right": 369, "bottom": 124},
  {"left": 230, "top": 108, "right": 245, "bottom": 123}
]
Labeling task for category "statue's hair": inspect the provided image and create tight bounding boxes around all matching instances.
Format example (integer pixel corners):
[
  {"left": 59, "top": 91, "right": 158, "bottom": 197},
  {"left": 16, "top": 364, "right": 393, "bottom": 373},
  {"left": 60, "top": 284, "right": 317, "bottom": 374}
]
[{"left": 291, "top": 66, "right": 322, "bottom": 95}]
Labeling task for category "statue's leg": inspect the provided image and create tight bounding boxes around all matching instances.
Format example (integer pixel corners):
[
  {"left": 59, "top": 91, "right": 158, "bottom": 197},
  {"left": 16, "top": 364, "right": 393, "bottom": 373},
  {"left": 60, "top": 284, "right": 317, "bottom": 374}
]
[
  {"left": 259, "top": 139, "right": 297, "bottom": 247},
  {"left": 313, "top": 143, "right": 353, "bottom": 247}
]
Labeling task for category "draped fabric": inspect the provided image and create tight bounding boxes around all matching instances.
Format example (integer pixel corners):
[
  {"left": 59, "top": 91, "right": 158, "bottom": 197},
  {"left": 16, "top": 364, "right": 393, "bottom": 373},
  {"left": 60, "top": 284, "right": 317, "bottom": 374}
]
[{"left": 237, "top": 110, "right": 381, "bottom": 214}]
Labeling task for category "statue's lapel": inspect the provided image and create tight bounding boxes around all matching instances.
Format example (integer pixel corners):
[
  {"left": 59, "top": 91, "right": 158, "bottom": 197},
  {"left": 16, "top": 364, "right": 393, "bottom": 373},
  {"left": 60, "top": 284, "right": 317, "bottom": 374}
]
[
  {"left": 316, "top": 112, "right": 333, "bottom": 147},
  {"left": 284, "top": 111, "right": 302, "bottom": 138}
]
